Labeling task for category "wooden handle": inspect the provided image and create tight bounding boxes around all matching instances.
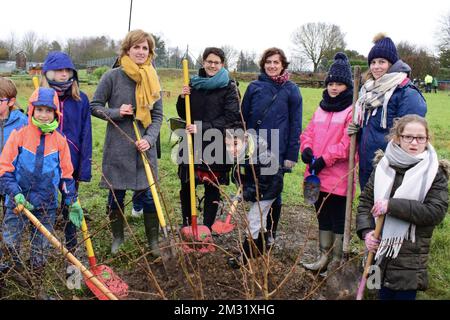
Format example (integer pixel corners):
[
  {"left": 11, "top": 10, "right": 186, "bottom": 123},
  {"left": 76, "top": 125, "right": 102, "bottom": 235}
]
[
  {"left": 16, "top": 205, "right": 118, "bottom": 300},
  {"left": 343, "top": 66, "right": 361, "bottom": 256},
  {"left": 361, "top": 215, "right": 385, "bottom": 279}
]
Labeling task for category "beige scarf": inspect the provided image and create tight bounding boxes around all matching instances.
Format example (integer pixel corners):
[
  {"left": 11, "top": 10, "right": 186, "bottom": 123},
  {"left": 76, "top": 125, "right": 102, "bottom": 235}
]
[{"left": 120, "top": 55, "right": 161, "bottom": 128}]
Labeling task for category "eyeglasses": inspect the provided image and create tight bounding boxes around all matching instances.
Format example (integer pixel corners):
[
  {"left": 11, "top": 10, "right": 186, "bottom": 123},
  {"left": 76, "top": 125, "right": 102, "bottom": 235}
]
[
  {"left": 400, "top": 135, "right": 428, "bottom": 144},
  {"left": 0, "top": 98, "right": 10, "bottom": 103},
  {"left": 204, "top": 60, "right": 222, "bottom": 66}
]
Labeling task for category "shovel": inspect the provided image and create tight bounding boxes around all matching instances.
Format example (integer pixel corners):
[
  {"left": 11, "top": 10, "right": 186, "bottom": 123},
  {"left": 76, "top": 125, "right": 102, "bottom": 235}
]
[
  {"left": 80, "top": 217, "right": 128, "bottom": 300},
  {"left": 179, "top": 58, "right": 214, "bottom": 253},
  {"left": 356, "top": 215, "right": 385, "bottom": 300},
  {"left": 132, "top": 120, "right": 178, "bottom": 266},
  {"left": 212, "top": 187, "right": 242, "bottom": 234},
  {"left": 14, "top": 205, "right": 119, "bottom": 300},
  {"left": 303, "top": 157, "right": 321, "bottom": 205}
]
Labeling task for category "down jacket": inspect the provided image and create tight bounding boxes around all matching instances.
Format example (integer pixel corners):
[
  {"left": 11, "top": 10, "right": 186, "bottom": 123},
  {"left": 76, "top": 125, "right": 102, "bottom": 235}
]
[
  {"left": 358, "top": 60, "right": 427, "bottom": 189},
  {"left": 356, "top": 153, "right": 449, "bottom": 291}
]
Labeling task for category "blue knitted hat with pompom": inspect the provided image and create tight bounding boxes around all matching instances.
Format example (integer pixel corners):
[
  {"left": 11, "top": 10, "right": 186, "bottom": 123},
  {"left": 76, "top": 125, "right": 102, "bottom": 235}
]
[{"left": 325, "top": 52, "right": 353, "bottom": 89}]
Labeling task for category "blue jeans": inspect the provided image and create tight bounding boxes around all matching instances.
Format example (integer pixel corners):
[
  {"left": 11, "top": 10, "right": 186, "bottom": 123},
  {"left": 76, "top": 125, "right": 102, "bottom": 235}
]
[
  {"left": 1, "top": 208, "right": 56, "bottom": 270},
  {"left": 108, "top": 189, "right": 156, "bottom": 213},
  {"left": 379, "top": 286, "right": 417, "bottom": 300}
]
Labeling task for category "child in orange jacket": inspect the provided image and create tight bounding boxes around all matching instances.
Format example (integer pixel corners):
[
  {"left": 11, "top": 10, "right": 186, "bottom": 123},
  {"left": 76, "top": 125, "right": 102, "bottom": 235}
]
[{"left": 0, "top": 88, "right": 82, "bottom": 285}]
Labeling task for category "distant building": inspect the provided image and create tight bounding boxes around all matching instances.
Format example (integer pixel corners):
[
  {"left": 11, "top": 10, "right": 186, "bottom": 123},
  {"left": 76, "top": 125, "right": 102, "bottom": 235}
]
[{"left": 16, "top": 51, "right": 27, "bottom": 70}]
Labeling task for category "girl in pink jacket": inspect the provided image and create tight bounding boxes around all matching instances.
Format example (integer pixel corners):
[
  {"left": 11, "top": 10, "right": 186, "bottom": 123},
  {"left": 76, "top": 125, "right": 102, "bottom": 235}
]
[{"left": 300, "top": 53, "right": 355, "bottom": 275}]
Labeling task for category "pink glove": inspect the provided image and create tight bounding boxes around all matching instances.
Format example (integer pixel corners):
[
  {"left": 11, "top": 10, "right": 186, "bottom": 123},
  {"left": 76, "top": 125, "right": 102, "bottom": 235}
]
[
  {"left": 371, "top": 199, "right": 389, "bottom": 218},
  {"left": 364, "top": 230, "right": 380, "bottom": 253}
]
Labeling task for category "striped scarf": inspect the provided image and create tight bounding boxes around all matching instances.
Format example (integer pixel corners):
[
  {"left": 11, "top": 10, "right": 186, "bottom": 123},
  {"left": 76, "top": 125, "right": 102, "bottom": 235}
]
[{"left": 353, "top": 72, "right": 406, "bottom": 129}]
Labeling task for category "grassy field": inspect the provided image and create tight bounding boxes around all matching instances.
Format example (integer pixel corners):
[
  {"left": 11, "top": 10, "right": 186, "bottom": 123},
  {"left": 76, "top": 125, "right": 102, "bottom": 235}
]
[{"left": 9, "top": 71, "right": 450, "bottom": 299}]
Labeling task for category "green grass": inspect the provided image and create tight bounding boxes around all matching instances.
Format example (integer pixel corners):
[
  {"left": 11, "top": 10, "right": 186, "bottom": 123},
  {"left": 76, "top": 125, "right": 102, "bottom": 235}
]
[{"left": 9, "top": 72, "right": 450, "bottom": 299}]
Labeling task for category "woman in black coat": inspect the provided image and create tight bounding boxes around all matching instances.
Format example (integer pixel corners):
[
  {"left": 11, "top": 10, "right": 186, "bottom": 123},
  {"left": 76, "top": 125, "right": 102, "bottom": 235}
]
[{"left": 176, "top": 47, "right": 240, "bottom": 230}]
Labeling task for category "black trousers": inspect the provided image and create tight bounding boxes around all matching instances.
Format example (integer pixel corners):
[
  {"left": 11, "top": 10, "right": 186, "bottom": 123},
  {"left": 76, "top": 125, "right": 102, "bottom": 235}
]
[
  {"left": 180, "top": 181, "right": 221, "bottom": 229},
  {"left": 314, "top": 192, "right": 346, "bottom": 234}
]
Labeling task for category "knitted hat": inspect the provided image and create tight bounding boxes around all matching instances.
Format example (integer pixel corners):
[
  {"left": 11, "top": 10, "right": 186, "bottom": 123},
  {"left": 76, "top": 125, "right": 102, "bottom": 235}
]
[
  {"left": 31, "top": 87, "right": 59, "bottom": 110},
  {"left": 325, "top": 52, "right": 353, "bottom": 89},
  {"left": 367, "top": 33, "right": 398, "bottom": 65}
]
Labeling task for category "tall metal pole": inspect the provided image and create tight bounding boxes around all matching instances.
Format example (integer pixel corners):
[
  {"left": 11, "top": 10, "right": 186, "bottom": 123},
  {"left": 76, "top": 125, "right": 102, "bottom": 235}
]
[{"left": 128, "top": 0, "right": 133, "bottom": 32}]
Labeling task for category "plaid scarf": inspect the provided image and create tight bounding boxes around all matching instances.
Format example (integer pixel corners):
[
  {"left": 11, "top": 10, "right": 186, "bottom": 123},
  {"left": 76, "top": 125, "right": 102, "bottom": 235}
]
[
  {"left": 270, "top": 70, "right": 290, "bottom": 84},
  {"left": 353, "top": 72, "right": 407, "bottom": 128}
]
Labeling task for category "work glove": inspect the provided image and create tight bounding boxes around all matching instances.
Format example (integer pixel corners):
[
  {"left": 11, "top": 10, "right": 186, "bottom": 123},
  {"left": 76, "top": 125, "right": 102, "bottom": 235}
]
[
  {"left": 301, "top": 147, "right": 314, "bottom": 164},
  {"left": 14, "top": 193, "right": 34, "bottom": 211},
  {"left": 69, "top": 201, "right": 83, "bottom": 229},
  {"left": 347, "top": 123, "right": 360, "bottom": 136},
  {"left": 364, "top": 230, "right": 380, "bottom": 253},
  {"left": 308, "top": 157, "right": 326, "bottom": 175},
  {"left": 283, "top": 160, "right": 297, "bottom": 169},
  {"left": 371, "top": 199, "right": 389, "bottom": 218}
]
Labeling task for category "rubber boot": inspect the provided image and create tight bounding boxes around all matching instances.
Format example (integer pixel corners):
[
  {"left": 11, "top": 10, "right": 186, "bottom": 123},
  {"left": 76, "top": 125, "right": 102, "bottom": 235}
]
[
  {"left": 266, "top": 203, "right": 282, "bottom": 247},
  {"left": 302, "top": 230, "right": 333, "bottom": 272},
  {"left": 109, "top": 207, "right": 125, "bottom": 255},
  {"left": 331, "top": 233, "right": 344, "bottom": 262},
  {"left": 143, "top": 213, "right": 160, "bottom": 258}
]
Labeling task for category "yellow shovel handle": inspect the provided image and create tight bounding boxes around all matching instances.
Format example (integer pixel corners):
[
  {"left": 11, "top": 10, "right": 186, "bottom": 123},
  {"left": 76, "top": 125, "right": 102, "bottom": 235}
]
[
  {"left": 15, "top": 205, "right": 118, "bottom": 300},
  {"left": 132, "top": 121, "right": 166, "bottom": 228},
  {"left": 81, "top": 217, "right": 95, "bottom": 259},
  {"left": 182, "top": 59, "right": 197, "bottom": 218},
  {"left": 32, "top": 76, "right": 39, "bottom": 89}
]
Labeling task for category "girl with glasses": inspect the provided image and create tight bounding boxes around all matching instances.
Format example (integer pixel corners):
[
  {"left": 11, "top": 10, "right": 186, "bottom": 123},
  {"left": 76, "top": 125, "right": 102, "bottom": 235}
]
[{"left": 356, "top": 115, "right": 449, "bottom": 300}]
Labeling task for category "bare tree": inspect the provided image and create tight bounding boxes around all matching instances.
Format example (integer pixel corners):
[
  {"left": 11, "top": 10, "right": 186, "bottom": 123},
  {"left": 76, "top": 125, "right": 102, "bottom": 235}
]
[
  {"left": 436, "top": 11, "right": 450, "bottom": 50},
  {"left": 397, "top": 41, "right": 439, "bottom": 79},
  {"left": 21, "top": 31, "right": 38, "bottom": 62},
  {"left": 291, "top": 22, "right": 346, "bottom": 72},
  {"left": 6, "top": 32, "right": 17, "bottom": 60},
  {"left": 289, "top": 55, "right": 309, "bottom": 72},
  {"left": 220, "top": 45, "right": 238, "bottom": 70}
]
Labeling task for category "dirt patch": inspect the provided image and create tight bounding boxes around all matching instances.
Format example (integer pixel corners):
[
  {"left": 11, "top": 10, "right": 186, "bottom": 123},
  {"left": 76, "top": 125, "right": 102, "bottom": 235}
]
[{"left": 119, "top": 205, "right": 362, "bottom": 300}]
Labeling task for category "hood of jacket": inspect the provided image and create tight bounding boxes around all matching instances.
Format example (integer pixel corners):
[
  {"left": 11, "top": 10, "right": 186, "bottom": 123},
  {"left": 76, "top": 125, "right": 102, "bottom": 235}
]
[{"left": 27, "top": 88, "right": 62, "bottom": 126}]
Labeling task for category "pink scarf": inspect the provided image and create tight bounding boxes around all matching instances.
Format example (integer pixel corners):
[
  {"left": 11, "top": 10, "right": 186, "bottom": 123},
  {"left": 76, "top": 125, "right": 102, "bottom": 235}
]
[{"left": 270, "top": 71, "right": 290, "bottom": 84}]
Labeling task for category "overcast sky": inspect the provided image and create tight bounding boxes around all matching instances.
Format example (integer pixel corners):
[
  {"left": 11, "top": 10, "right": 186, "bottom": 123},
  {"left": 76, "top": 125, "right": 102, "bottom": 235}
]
[{"left": 2, "top": 0, "right": 449, "bottom": 61}]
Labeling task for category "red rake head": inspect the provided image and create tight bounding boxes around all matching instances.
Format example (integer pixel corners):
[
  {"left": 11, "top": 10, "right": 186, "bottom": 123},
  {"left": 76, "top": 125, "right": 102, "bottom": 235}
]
[
  {"left": 85, "top": 265, "right": 129, "bottom": 300},
  {"left": 180, "top": 225, "right": 215, "bottom": 253}
]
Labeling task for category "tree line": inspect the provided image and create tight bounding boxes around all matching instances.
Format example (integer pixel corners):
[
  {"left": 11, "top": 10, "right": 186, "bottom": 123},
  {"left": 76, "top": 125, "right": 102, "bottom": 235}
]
[{"left": 1, "top": 14, "right": 449, "bottom": 79}]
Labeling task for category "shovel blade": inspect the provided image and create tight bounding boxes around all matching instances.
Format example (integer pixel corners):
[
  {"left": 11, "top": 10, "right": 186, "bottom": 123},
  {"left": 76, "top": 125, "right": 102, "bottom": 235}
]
[
  {"left": 180, "top": 225, "right": 215, "bottom": 253},
  {"left": 84, "top": 265, "right": 128, "bottom": 300},
  {"left": 212, "top": 219, "right": 235, "bottom": 234},
  {"left": 303, "top": 176, "right": 321, "bottom": 205}
]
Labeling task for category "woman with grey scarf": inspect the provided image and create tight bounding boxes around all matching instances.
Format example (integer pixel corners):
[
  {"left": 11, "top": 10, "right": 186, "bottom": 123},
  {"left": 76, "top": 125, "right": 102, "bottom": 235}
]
[
  {"left": 348, "top": 33, "right": 427, "bottom": 190},
  {"left": 356, "top": 115, "right": 448, "bottom": 300}
]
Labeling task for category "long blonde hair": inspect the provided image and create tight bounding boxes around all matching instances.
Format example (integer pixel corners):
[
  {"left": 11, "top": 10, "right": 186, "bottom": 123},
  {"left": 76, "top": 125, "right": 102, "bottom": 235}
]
[{"left": 40, "top": 76, "right": 81, "bottom": 101}]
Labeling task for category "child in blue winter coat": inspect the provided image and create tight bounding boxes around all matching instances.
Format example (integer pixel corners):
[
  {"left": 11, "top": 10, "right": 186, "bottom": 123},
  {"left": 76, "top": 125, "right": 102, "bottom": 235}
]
[
  {"left": 41, "top": 52, "right": 92, "bottom": 253},
  {"left": 0, "top": 77, "right": 28, "bottom": 221},
  {"left": 0, "top": 88, "right": 83, "bottom": 296}
]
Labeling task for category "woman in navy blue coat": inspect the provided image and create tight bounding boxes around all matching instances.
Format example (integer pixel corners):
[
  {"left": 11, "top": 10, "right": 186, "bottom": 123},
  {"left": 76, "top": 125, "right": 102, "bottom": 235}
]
[{"left": 241, "top": 47, "right": 302, "bottom": 246}]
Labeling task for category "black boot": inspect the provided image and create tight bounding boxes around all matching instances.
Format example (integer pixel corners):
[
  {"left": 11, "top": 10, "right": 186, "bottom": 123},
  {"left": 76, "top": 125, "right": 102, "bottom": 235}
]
[
  {"left": 108, "top": 207, "right": 125, "bottom": 255},
  {"left": 228, "top": 235, "right": 266, "bottom": 269},
  {"left": 143, "top": 213, "right": 160, "bottom": 258},
  {"left": 266, "top": 203, "right": 282, "bottom": 247}
]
